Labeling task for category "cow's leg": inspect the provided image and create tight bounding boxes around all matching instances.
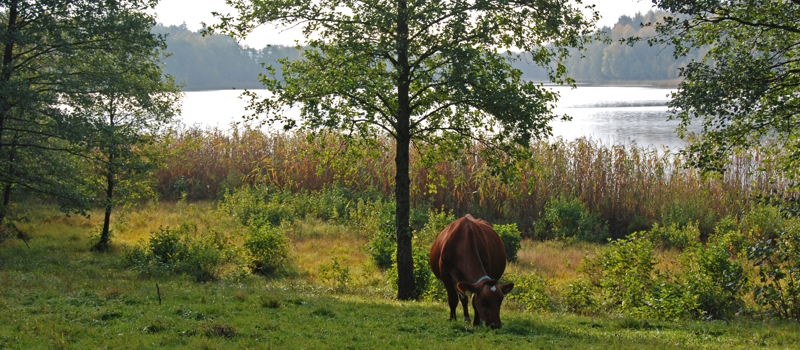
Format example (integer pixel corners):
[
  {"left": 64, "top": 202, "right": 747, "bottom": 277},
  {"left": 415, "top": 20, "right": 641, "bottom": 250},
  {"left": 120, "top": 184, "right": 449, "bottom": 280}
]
[
  {"left": 444, "top": 282, "right": 459, "bottom": 321},
  {"left": 459, "top": 290, "right": 471, "bottom": 322},
  {"left": 471, "top": 293, "right": 482, "bottom": 326}
]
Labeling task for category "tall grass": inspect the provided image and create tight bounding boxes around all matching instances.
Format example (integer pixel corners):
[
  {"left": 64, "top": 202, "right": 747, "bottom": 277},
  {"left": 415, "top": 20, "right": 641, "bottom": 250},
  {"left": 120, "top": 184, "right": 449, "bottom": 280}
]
[{"left": 156, "top": 125, "right": 788, "bottom": 237}]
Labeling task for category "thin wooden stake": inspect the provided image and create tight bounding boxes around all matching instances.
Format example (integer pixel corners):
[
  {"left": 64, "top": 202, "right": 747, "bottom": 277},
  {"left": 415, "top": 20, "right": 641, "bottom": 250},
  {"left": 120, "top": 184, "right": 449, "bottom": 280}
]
[{"left": 156, "top": 283, "right": 162, "bottom": 305}]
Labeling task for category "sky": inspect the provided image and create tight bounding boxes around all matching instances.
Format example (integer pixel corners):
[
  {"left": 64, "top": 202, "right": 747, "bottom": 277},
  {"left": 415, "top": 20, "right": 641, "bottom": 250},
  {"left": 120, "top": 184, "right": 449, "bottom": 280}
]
[{"left": 151, "top": 0, "right": 656, "bottom": 48}]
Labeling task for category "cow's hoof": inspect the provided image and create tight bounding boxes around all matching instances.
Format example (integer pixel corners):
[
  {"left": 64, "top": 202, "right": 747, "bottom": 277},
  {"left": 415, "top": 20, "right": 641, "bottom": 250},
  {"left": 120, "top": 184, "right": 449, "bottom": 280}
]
[{"left": 463, "top": 316, "right": 471, "bottom": 323}]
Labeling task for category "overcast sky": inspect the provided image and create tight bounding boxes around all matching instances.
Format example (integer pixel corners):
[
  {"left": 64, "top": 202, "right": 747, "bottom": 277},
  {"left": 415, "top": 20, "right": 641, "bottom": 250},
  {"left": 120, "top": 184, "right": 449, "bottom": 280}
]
[{"left": 151, "top": 0, "right": 656, "bottom": 48}]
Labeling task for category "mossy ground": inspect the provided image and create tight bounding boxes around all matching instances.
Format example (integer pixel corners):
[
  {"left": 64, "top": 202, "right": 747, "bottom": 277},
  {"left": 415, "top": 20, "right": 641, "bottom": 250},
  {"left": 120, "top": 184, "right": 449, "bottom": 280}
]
[{"left": 1, "top": 202, "right": 798, "bottom": 349}]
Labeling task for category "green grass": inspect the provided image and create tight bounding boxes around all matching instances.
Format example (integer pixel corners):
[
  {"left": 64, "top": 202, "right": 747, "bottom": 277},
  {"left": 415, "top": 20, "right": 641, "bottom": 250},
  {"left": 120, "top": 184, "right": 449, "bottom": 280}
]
[{"left": 1, "top": 203, "right": 799, "bottom": 349}]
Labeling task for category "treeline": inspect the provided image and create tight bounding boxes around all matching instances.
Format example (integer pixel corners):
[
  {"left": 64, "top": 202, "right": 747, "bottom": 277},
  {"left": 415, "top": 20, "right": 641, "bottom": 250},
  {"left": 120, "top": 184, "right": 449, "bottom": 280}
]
[
  {"left": 153, "top": 24, "right": 301, "bottom": 90},
  {"left": 156, "top": 11, "right": 701, "bottom": 90}
]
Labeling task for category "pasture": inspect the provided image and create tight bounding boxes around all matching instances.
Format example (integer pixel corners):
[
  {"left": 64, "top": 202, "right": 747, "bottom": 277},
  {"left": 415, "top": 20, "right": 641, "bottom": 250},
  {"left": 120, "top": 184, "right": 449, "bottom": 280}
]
[{"left": 1, "top": 202, "right": 798, "bottom": 349}]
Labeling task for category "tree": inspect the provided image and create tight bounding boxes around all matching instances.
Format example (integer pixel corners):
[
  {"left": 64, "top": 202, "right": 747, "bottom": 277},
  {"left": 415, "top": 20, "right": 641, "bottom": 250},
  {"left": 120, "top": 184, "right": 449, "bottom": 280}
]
[
  {"left": 0, "top": 1, "right": 168, "bottom": 231},
  {"left": 644, "top": 0, "right": 800, "bottom": 213},
  {"left": 69, "top": 42, "right": 181, "bottom": 251},
  {"left": 210, "top": 0, "right": 598, "bottom": 299}
]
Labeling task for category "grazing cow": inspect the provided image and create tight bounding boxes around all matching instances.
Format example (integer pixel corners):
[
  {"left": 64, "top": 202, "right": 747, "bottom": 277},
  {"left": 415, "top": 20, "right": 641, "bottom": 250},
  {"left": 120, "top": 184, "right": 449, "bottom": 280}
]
[{"left": 429, "top": 214, "right": 514, "bottom": 328}]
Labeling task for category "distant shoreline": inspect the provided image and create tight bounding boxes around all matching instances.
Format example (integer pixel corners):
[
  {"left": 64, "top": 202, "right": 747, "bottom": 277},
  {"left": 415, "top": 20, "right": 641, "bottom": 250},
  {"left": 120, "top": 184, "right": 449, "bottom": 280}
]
[{"left": 177, "top": 80, "right": 682, "bottom": 92}]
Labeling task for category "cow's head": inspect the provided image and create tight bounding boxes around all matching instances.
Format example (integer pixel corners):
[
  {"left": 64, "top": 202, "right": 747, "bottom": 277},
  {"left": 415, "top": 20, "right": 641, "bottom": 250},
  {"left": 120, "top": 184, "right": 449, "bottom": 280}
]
[{"left": 457, "top": 279, "right": 514, "bottom": 328}]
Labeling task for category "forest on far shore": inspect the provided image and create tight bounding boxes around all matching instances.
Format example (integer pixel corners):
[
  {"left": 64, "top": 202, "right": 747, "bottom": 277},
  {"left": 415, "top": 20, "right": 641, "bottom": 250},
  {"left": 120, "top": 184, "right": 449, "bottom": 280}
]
[{"left": 155, "top": 10, "right": 703, "bottom": 90}]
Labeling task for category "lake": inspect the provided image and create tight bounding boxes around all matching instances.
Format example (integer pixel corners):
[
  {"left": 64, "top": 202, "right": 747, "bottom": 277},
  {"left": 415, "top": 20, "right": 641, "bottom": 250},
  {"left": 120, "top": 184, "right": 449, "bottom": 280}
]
[{"left": 178, "top": 86, "right": 696, "bottom": 150}]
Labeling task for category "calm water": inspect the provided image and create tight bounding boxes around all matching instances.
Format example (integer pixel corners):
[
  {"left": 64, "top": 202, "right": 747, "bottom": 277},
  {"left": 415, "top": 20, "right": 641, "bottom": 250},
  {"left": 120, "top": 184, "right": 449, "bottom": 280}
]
[{"left": 178, "top": 86, "right": 696, "bottom": 149}]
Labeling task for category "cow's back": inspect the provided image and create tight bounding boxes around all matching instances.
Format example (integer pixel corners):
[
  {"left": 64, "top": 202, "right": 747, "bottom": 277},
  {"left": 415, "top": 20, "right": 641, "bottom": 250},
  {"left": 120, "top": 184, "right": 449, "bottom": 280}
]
[{"left": 430, "top": 215, "right": 507, "bottom": 282}]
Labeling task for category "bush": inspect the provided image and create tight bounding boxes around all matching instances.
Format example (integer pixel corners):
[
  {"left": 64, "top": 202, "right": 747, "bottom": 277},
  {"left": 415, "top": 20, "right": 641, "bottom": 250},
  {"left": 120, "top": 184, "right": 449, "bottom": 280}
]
[
  {"left": 542, "top": 195, "right": 608, "bottom": 242},
  {"left": 645, "top": 222, "right": 700, "bottom": 250},
  {"left": 581, "top": 233, "right": 656, "bottom": 313},
  {"left": 748, "top": 224, "right": 800, "bottom": 320},
  {"left": 741, "top": 204, "right": 784, "bottom": 241},
  {"left": 494, "top": 223, "right": 522, "bottom": 262},
  {"left": 218, "top": 186, "right": 295, "bottom": 227},
  {"left": 415, "top": 207, "right": 455, "bottom": 247},
  {"left": 565, "top": 279, "right": 595, "bottom": 314},
  {"left": 125, "top": 222, "right": 224, "bottom": 282},
  {"left": 320, "top": 258, "right": 351, "bottom": 289},
  {"left": 709, "top": 215, "right": 748, "bottom": 258},
  {"left": 353, "top": 199, "right": 396, "bottom": 269},
  {"left": 681, "top": 244, "right": 748, "bottom": 319},
  {"left": 505, "top": 271, "right": 549, "bottom": 311},
  {"left": 243, "top": 223, "right": 290, "bottom": 276}
]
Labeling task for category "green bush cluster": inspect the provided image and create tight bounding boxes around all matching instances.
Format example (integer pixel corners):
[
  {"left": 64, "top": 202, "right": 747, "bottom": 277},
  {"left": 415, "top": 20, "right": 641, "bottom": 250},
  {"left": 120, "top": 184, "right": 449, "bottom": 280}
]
[
  {"left": 243, "top": 222, "right": 290, "bottom": 276},
  {"left": 539, "top": 195, "right": 608, "bottom": 242},
  {"left": 644, "top": 222, "right": 700, "bottom": 250},
  {"left": 504, "top": 271, "right": 549, "bottom": 311},
  {"left": 125, "top": 222, "right": 225, "bottom": 282},
  {"left": 495, "top": 223, "right": 522, "bottom": 262},
  {"left": 748, "top": 224, "right": 800, "bottom": 320},
  {"left": 219, "top": 185, "right": 387, "bottom": 228}
]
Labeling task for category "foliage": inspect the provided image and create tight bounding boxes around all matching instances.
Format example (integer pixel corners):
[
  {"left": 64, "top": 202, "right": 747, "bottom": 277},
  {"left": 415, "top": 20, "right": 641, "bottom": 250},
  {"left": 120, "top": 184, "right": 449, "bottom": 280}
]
[
  {"left": 242, "top": 222, "right": 290, "bottom": 277},
  {"left": 152, "top": 24, "right": 302, "bottom": 90},
  {"left": 644, "top": 222, "right": 700, "bottom": 250},
  {"left": 504, "top": 271, "right": 549, "bottom": 312},
  {"left": 559, "top": 10, "right": 706, "bottom": 84},
  {"left": 388, "top": 245, "right": 435, "bottom": 300},
  {"left": 644, "top": 0, "right": 800, "bottom": 215},
  {"left": 542, "top": 195, "right": 608, "bottom": 242},
  {"left": 740, "top": 205, "right": 785, "bottom": 241},
  {"left": 710, "top": 215, "right": 749, "bottom": 258},
  {"left": 218, "top": 186, "right": 296, "bottom": 227},
  {"left": 0, "top": 0, "right": 170, "bottom": 229},
  {"left": 125, "top": 223, "right": 224, "bottom": 282},
  {"left": 414, "top": 207, "right": 455, "bottom": 248},
  {"left": 748, "top": 226, "right": 800, "bottom": 320},
  {"left": 581, "top": 233, "right": 657, "bottom": 313},
  {"left": 319, "top": 258, "right": 351, "bottom": 289},
  {"left": 564, "top": 279, "right": 595, "bottom": 314},
  {"left": 211, "top": 0, "right": 599, "bottom": 301},
  {"left": 681, "top": 244, "right": 748, "bottom": 319},
  {"left": 494, "top": 223, "right": 522, "bottom": 262}
]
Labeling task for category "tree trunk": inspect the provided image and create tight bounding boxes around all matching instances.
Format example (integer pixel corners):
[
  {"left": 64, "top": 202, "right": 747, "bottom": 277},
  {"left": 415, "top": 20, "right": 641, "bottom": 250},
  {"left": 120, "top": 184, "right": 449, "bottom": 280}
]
[
  {"left": 394, "top": 0, "right": 416, "bottom": 300},
  {"left": 96, "top": 105, "right": 116, "bottom": 251},
  {"left": 0, "top": 134, "right": 18, "bottom": 228},
  {"left": 0, "top": 0, "right": 19, "bottom": 229},
  {"left": 97, "top": 152, "right": 115, "bottom": 250}
]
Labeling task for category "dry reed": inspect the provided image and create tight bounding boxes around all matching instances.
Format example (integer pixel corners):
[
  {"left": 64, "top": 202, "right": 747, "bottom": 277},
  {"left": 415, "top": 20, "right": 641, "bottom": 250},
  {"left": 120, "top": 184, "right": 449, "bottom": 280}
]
[{"left": 155, "top": 125, "right": 788, "bottom": 237}]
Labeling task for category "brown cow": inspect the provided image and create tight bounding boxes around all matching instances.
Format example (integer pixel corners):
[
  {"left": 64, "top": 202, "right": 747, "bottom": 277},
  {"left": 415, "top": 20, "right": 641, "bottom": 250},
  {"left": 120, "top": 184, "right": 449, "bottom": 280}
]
[{"left": 429, "top": 214, "right": 514, "bottom": 328}]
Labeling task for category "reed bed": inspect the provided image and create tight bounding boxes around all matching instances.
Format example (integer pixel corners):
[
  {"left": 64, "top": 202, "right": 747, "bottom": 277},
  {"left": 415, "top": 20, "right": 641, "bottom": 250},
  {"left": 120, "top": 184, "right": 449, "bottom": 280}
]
[{"left": 155, "top": 125, "right": 788, "bottom": 237}]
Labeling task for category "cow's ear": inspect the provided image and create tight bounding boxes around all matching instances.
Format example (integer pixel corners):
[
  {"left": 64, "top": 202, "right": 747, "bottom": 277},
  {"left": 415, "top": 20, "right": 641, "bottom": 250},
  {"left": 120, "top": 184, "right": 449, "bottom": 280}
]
[
  {"left": 500, "top": 283, "right": 514, "bottom": 295},
  {"left": 457, "top": 282, "right": 476, "bottom": 295}
]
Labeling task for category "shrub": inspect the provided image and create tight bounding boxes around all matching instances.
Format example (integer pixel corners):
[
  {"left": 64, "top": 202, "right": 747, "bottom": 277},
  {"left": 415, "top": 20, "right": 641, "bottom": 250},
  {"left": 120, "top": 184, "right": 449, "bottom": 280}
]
[
  {"left": 415, "top": 207, "right": 455, "bottom": 247},
  {"left": 681, "top": 244, "right": 748, "bottom": 319},
  {"left": 542, "top": 195, "right": 608, "bottom": 242},
  {"left": 581, "top": 233, "right": 656, "bottom": 313},
  {"left": 243, "top": 223, "right": 290, "bottom": 276},
  {"left": 354, "top": 199, "right": 397, "bottom": 269},
  {"left": 218, "top": 186, "right": 295, "bottom": 227},
  {"left": 320, "top": 258, "right": 351, "bottom": 289},
  {"left": 494, "top": 223, "right": 522, "bottom": 262},
  {"left": 564, "top": 279, "right": 594, "bottom": 314},
  {"left": 643, "top": 279, "right": 696, "bottom": 320},
  {"left": 748, "top": 223, "right": 800, "bottom": 320},
  {"left": 505, "top": 271, "right": 549, "bottom": 312},
  {"left": 645, "top": 222, "right": 700, "bottom": 250},
  {"left": 741, "top": 204, "right": 784, "bottom": 241},
  {"left": 709, "top": 215, "right": 748, "bottom": 258},
  {"left": 125, "top": 222, "right": 223, "bottom": 282}
]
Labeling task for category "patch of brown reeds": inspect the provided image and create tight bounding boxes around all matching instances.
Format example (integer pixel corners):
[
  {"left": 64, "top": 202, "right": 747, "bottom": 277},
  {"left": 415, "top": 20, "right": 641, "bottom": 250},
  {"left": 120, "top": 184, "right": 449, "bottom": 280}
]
[{"left": 156, "top": 125, "right": 787, "bottom": 237}]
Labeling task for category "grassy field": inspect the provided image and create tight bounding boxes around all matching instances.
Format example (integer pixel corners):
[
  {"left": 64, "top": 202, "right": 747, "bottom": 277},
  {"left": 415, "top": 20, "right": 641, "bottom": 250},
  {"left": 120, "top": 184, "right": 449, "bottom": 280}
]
[{"left": 1, "top": 202, "right": 799, "bottom": 349}]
